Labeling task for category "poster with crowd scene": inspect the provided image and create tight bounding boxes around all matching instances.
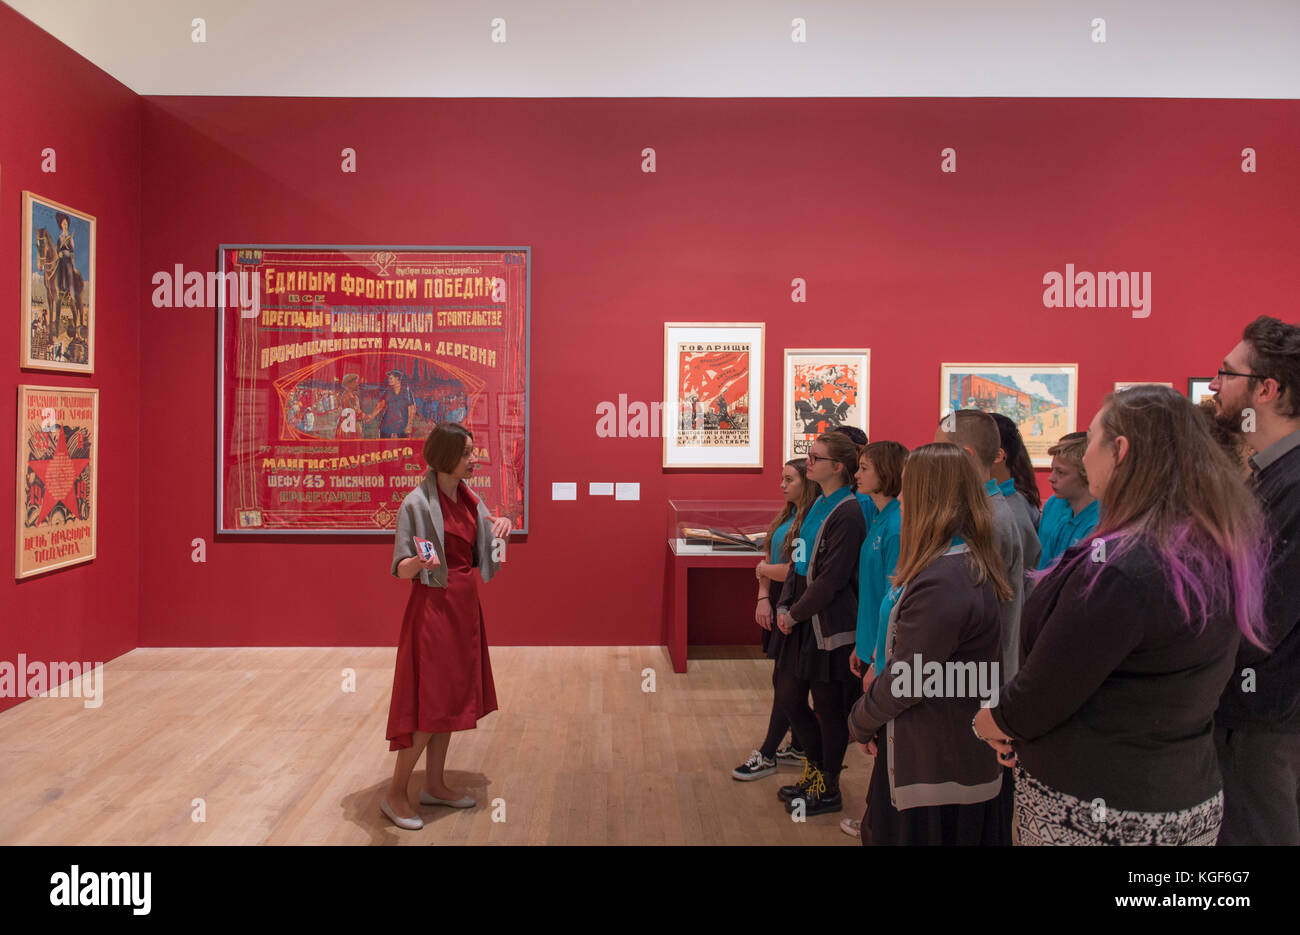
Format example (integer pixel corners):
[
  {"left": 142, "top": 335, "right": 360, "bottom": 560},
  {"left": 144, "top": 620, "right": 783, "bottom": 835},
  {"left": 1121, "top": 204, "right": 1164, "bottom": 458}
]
[
  {"left": 16, "top": 385, "right": 98, "bottom": 578},
  {"left": 218, "top": 245, "right": 530, "bottom": 534},
  {"left": 783, "top": 349, "right": 870, "bottom": 461},
  {"left": 940, "top": 363, "right": 1078, "bottom": 468},
  {"left": 663, "top": 323, "right": 764, "bottom": 468},
  {"left": 21, "top": 192, "right": 96, "bottom": 373}
]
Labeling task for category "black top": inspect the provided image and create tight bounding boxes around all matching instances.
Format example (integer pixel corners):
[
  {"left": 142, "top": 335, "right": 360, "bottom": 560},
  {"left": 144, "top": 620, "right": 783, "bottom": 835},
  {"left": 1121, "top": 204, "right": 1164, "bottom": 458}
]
[
  {"left": 1217, "top": 440, "right": 1300, "bottom": 732},
  {"left": 991, "top": 537, "right": 1240, "bottom": 812},
  {"left": 776, "top": 496, "right": 865, "bottom": 648}
]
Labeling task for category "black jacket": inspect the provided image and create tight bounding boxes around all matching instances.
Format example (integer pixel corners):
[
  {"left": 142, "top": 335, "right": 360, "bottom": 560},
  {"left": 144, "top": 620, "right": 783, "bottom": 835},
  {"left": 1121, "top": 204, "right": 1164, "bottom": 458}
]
[
  {"left": 992, "top": 538, "right": 1239, "bottom": 812},
  {"left": 1217, "top": 441, "right": 1300, "bottom": 732},
  {"left": 776, "top": 493, "right": 865, "bottom": 651}
]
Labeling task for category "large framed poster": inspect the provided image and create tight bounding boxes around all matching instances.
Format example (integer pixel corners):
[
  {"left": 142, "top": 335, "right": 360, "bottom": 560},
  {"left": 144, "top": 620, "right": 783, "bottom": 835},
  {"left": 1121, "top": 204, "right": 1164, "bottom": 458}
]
[
  {"left": 16, "top": 385, "right": 98, "bottom": 578},
  {"left": 218, "top": 245, "right": 530, "bottom": 534},
  {"left": 940, "top": 363, "right": 1078, "bottom": 468},
  {"left": 21, "top": 192, "right": 96, "bottom": 372},
  {"left": 663, "top": 322, "right": 764, "bottom": 469},
  {"left": 783, "top": 349, "right": 870, "bottom": 461}
]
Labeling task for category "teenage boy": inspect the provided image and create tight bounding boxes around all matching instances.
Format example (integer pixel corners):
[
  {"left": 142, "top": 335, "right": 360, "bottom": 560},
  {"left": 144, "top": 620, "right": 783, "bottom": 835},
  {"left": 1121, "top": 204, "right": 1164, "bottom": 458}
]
[{"left": 1036, "top": 432, "right": 1100, "bottom": 569}]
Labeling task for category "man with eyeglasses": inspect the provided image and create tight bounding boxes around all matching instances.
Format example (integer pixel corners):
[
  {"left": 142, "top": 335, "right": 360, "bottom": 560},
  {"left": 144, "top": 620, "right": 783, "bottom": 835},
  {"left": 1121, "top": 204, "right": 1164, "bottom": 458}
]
[{"left": 1210, "top": 315, "right": 1300, "bottom": 845}]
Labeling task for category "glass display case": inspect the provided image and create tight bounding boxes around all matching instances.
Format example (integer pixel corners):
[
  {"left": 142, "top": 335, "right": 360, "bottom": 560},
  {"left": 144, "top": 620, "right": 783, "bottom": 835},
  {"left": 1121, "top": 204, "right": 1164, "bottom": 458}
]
[{"left": 667, "top": 499, "right": 786, "bottom": 556}]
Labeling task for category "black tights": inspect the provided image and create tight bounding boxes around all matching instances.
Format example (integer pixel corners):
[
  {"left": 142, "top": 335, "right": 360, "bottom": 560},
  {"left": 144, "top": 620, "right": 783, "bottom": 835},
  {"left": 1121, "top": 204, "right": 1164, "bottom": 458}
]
[
  {"left": 761, "top": 666, "right": 802, "bottom": 759},
  {"left": 774, "top": 665, "right": 851, "bottom": 789}
]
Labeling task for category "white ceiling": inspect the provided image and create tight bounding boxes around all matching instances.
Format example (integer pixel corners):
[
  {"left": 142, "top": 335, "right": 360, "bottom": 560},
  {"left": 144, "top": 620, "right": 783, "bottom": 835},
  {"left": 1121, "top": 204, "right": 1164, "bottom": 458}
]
[{"left": 7, "top": 0, "right": 1300, "bottom": 98}]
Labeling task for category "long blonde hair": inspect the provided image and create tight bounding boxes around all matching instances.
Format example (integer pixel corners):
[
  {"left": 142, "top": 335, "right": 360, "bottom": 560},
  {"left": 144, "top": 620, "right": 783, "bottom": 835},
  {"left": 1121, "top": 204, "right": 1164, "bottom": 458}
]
[{"left": 892, "top": 443, "right": 1011, "bottom": 600}]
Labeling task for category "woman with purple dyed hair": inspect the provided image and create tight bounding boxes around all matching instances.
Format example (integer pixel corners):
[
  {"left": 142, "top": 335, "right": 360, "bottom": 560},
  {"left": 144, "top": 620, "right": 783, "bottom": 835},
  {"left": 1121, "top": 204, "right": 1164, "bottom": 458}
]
[{"left": 971, "top": 384, "right": 1269, "bottom": 845}]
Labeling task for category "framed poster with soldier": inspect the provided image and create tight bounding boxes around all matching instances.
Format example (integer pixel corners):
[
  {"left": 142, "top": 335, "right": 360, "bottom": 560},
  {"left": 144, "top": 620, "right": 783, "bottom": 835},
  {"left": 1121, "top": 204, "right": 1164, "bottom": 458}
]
[
  {"left": 21, "top": 192, "right": 96, "bottom": 373},
  {"left": 783, "top": 349, "right": 870, "bottom": 461}
]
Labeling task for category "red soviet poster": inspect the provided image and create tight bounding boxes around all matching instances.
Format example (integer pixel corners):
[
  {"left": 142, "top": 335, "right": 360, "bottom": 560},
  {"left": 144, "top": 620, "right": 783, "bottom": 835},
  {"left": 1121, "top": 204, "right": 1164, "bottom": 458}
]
[
  {"left": 676, "top": 345, "right": 751, "bottom": 447},
  {"left": 218, "top": 246, "right": 530, "bottom": 534},
  {"left": 16, "top": 385, "right": 98, "bottom": 578}
]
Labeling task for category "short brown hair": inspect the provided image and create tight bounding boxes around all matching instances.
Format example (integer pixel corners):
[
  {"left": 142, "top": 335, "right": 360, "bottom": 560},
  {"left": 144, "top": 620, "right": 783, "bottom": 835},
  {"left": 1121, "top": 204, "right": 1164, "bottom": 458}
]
[
  {"left": 1046, "top": 431, "right": 1088, "bottom": 484},
  {"left": 423, "top": 422, "right": 473, "bottom": 472},
  {"left": 938, "top": 409, "right": 999, "bottom": 469},
  {"left": 1242, "top": 316, "right": 1300, "bottom": 418},
  {"left": 860, "top": 440, "right": 908, "bottom": 498}
]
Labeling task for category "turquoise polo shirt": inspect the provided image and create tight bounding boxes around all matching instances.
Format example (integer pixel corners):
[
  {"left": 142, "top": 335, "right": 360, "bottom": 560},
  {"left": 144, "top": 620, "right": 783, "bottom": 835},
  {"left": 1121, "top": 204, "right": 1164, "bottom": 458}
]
[
  {"left": 769, "top": 516, "right": 793, "bottom": 563},
  {"left": 856, "top": 491, "right": 879, "bottom": 527},
  {"left": 1036, "top": 495, "right": 1100, "bottom": 569},
  {"left": 854, "top": 498, "right": 901, "bottom": 673}
]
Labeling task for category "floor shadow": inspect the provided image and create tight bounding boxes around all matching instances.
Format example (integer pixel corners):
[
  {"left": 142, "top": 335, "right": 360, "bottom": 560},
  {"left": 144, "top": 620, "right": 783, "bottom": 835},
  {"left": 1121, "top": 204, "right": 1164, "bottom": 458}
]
[{"left": 346, "top": 769, "right": 492, "bottom": 845}]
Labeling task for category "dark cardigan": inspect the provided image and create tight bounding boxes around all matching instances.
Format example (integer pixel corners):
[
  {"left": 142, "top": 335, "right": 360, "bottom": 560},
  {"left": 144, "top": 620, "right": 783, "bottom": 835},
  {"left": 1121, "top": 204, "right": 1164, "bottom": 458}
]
[
  {"left": 776, "top": 492, "right": 866, "bottom": 651},
  {"left": 992, "top": 538, "right": 1240, "bottom": 812},
  {"left": 847, "top": 550, "right": 1003, "bottom": 809},
  {"left": 1218, "top": 439, "right": 1300, "bottom": 732}
]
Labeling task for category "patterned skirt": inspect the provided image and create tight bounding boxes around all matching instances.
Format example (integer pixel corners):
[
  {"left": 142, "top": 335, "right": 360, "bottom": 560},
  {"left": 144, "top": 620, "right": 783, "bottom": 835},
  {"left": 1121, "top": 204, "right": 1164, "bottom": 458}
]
[{"left": 1014, "top": 767, "right": 1222, "bottom": 846}]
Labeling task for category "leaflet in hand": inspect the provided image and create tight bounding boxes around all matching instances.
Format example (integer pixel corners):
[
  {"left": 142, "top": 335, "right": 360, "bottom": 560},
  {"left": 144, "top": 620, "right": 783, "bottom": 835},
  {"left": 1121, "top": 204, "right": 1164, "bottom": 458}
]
[{"left": 414, "top": 536, "right": 440, "bottom": 565}]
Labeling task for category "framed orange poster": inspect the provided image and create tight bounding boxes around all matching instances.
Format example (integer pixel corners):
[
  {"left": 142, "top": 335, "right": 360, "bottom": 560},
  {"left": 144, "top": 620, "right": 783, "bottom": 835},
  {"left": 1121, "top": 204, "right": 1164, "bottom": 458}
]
[{"left": 16, "top": 385, "right": 98, "bottom": 578}]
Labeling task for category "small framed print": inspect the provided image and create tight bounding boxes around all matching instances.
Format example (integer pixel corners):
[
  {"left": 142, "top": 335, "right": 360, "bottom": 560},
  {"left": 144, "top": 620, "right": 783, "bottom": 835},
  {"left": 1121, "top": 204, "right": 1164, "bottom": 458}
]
[
  {"left": 664, "top": 323, "right": 764, "bottom": 469},
  {"left": 1188, "top": 378, "right": 1215, "bottom": 405},
  {"left": 22, "top": 192, "right": 96, "bottom": 372},
  {"left": 783, "top": 349, "right": 870, "bottom": 462},
  {"left": 941, "top": 363, "right": 1078, "bottom": 468}
]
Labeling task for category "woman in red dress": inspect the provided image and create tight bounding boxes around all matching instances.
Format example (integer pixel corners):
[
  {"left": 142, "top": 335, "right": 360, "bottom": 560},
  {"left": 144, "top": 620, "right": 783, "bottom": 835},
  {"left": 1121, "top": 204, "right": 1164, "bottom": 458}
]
[{"left": 382, "top": 422, "right": 511, "bottom": 831}]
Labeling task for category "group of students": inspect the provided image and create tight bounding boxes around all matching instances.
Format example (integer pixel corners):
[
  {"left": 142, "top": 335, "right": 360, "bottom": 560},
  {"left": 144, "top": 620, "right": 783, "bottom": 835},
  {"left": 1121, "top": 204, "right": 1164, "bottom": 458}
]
[{"left": 734, "top": 314, "right": 1300, "bottom": 846}]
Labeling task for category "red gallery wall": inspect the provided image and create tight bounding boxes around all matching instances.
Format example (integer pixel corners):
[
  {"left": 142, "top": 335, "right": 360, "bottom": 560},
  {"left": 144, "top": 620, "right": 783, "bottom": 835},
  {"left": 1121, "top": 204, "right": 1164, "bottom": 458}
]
[
  {"left": 136, "top": 95, "right": 1300, "bottom": 649},
  {"left": 1, "top": 3, "right": 142, "bottom": 713},
  {"left": 4, "top": 6, "right": 1299, "bottom": 664}
]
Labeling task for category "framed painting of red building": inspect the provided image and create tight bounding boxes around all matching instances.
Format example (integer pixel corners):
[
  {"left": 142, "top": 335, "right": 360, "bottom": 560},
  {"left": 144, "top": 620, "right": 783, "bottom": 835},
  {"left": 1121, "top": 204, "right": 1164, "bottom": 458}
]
[{"left": 940, "top": 363, "right": 1078, "bottom": 468}]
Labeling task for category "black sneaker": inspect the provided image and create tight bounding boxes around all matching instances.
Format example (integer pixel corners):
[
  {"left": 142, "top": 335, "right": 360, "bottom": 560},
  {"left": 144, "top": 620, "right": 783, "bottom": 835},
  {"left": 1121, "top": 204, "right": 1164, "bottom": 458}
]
[
  {"left": 732, "top": 749, "right": 777, "bottom": 781},
  {"left": 777, "top": 757, "right": 816, "bottom": 803},
  {"left": 775, "top": 741, "right": 805, "bottom": 765},
  {"left": 786, "top": 768, "right": 842, "bottom": 816}
]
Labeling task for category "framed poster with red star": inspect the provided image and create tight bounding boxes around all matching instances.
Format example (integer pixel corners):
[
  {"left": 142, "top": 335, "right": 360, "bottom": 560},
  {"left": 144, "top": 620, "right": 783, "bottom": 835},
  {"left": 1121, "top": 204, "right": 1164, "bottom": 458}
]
[{"left": 16, "top": 385, "right": 98, "bottom": 578}]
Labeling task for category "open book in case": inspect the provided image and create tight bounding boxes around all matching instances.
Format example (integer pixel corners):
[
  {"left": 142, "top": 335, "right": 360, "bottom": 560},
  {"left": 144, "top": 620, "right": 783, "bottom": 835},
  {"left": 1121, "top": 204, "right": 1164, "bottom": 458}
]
[{"left": 668, "top": 499, "right": 786, "bottom": 555}]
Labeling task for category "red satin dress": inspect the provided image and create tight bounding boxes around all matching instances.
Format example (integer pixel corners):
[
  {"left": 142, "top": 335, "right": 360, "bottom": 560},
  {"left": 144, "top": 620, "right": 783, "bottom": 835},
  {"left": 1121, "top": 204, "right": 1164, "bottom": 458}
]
[{"left": 386, "top": 484, "right": 498, "bottom": 749}]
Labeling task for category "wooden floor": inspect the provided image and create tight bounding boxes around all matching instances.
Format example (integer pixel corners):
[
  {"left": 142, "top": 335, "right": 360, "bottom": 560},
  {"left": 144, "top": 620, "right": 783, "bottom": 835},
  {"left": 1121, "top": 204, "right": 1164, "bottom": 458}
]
[{"left": 0, "top": 645, "right": 871, "bottom": 845}]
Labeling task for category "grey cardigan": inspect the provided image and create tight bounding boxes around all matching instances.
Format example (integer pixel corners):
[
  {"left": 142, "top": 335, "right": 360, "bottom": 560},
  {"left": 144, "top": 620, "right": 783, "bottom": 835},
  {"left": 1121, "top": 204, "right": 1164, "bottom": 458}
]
[
  {"left": 848, "top": 547, "right": 1003, "bottom": 811},
  {"left": 390, "top": 472, "right": 501, "bottom": 587}
]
